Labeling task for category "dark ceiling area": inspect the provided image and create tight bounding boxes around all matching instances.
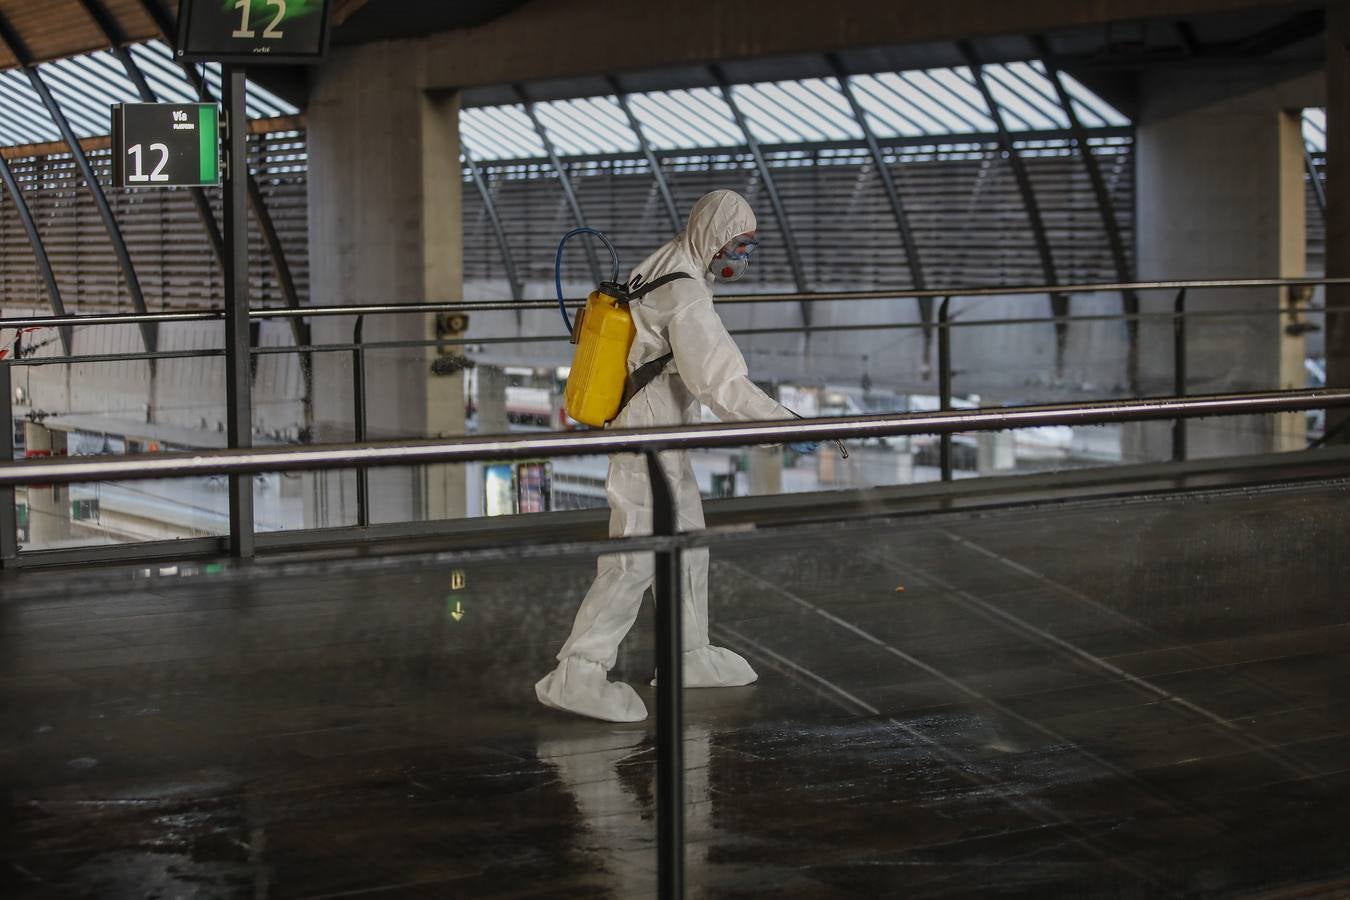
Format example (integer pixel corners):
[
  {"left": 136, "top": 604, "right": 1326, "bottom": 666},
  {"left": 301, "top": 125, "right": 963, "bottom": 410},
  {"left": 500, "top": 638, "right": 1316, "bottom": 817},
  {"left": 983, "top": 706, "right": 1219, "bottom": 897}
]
[
  {"left": 0, "top": 1, "right": 1326, "bottom": 118},
  {"left": 328, "top": 0, "right": 529, "bottom": 47}
]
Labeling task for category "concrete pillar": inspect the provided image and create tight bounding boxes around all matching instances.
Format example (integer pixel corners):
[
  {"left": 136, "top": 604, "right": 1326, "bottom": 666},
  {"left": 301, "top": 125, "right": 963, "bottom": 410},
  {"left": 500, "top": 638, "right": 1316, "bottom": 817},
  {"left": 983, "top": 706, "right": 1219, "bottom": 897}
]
[
  {"left": 748, "top": 446, "right": 783, "bottom": 495},
  {"left": 22, "top": 423, "right": 69, "bottom": 546},
  {"left": 1125, "top": 67, "right": 1318, "bottom": 462},
  {"left": 420, "top": 90, "right": 467, "bottom": 521},
  {"left": 1327, "top": 3, "right": 1350, "bottom": 441},
  {"left": 306, "top": 43, "right": 466, "bottom": 525}
]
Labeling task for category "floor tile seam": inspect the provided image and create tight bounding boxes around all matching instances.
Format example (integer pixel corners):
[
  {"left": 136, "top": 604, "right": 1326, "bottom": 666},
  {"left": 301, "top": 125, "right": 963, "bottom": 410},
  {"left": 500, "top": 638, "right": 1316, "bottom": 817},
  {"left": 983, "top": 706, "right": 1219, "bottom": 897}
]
[
  {"left": 1100, "top": 744, "right": 1350, "bottom": 801},
  {"left": 9, "top": 636, "right": 452, "bottom": 675},
  {"left": 859, "top": 544, "right": 1334, "bottom": 781},
  {"left": 869, "top": 545, "right": 1333, "bottom": 728},
  {"left": 926, "top": 527, "right": 1346, "bottom": 703},
  {"left": 720, "top": 559, "right": 1241, "bottom": 829},
  {"left": 1098, "top": 644, "right": 1350, "bottom": 682},
  {"left": 715, "top": 624, "right": 1181, "bottom": 893}
]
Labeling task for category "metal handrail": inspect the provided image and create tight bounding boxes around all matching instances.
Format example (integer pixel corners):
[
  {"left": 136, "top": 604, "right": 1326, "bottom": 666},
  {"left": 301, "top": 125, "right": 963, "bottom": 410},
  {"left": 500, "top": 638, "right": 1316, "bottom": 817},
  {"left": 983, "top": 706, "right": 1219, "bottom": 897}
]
[
  {"left": 0, "top": 275, "right": 1343, "bottom": 330},
  {"left": 2, "top": 304, "right": 1330, "bottom": 371},
  {"left": 1, "top": 389, "right": 1347, "bottom": 488}
]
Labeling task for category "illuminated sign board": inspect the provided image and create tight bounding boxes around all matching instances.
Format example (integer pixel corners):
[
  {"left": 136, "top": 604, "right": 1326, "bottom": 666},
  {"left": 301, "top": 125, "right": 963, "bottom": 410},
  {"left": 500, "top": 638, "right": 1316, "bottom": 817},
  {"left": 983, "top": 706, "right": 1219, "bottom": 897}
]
[
  {"left": 111, "top": 103, "right": 220, "bottom": 188},
  {"left": 176, "top": 0, "right": 333, "bottom": 65}
]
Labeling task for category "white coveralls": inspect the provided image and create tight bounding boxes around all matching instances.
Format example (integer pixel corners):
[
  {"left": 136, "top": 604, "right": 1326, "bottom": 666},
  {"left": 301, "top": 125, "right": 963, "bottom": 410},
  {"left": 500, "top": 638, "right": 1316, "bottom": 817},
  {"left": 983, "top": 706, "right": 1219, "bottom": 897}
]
[{"left": 536, "top": 190, "right": 795, "bottom": 723}]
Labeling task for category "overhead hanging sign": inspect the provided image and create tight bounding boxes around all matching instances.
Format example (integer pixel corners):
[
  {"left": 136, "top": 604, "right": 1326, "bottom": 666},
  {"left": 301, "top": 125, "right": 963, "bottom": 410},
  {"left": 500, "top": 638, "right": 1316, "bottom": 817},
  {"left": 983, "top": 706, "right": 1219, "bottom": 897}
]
[
  {"left": 175, "top": 0, "right": 333, "bottom": 65},
  {"left": 111, "top": 103, "right": 220, "bottom": 188}
]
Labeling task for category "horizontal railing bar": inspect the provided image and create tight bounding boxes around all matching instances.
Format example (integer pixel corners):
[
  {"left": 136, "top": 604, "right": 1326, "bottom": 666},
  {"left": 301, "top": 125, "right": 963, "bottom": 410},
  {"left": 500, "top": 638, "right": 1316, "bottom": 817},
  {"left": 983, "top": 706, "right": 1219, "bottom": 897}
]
[
  {"left": 2, "top": 304, "right": 1330, "bottom": 370},
  {"left": 3, "top": 348, "right": 227, "bottom": 367},
  {"left": 0, "top": 276, "right": 1343, "bottom": 331},
  {"left": 0, "top": 310, "right": 225, "bottom": 328},
  {"left": 1, "top": 389, "right": 1346, "bottom": 487}
]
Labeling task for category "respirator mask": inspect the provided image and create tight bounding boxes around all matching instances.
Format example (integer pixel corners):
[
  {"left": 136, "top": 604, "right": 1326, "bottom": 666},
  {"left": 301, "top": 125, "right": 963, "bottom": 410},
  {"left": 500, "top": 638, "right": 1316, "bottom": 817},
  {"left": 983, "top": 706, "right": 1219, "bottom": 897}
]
[{"left": 710, "top": 233, "right": 760, "bottom": 283}]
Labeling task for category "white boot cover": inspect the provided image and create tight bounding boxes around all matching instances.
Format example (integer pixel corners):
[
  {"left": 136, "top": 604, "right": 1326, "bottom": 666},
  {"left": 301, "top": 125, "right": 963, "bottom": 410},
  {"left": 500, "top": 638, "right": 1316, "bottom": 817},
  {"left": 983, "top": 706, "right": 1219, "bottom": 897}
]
[
  {"left": 652, "top": 645, "right": 759, "bottom": 688},
  {"left": 536, "top": 656, "right": 648, "bottom": 723}
]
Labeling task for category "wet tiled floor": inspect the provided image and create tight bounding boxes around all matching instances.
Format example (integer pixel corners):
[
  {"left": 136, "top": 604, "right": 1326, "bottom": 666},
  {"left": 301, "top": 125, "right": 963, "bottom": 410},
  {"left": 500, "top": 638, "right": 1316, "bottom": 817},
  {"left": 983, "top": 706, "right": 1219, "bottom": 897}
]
[{"left": 2, "top": 479, "right": 1349, "bottom": 897}]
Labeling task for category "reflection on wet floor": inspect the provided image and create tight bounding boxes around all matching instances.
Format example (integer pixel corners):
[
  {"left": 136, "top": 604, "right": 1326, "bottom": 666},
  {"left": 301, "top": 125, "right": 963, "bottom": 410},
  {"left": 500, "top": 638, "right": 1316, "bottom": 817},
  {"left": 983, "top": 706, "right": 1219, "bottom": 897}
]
[{"left": 2, "top": 479, "right": 1349, "bottom": 897}]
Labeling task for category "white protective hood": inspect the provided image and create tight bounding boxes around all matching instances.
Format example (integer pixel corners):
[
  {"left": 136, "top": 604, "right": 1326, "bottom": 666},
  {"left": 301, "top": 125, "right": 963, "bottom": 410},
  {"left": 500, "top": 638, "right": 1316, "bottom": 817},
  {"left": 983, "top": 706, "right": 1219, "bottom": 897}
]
[{"left": 616, "top": 190, "right": 790, "bottom": 426}]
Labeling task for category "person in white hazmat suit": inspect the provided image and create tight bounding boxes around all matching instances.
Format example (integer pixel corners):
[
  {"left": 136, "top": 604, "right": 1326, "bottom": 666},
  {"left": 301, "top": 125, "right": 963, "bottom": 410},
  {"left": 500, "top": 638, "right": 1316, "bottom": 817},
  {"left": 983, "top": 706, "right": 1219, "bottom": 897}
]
[{"left": 536, "top": 189, "right": 796, "bottom": 723}]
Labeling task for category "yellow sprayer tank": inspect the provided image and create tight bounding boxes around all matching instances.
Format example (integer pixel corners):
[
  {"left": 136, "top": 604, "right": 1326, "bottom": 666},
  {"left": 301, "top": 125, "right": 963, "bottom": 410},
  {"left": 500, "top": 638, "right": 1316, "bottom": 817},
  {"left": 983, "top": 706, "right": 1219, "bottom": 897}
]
[{"left": 564, "top": 287, "right": 635, "bottom": 427}]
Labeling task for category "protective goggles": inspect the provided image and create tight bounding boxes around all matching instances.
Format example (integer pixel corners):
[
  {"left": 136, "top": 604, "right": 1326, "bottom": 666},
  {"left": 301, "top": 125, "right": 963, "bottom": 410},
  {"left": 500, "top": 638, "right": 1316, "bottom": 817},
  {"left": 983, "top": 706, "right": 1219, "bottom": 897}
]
[{"left": 717, "top": 234, "right": 760, "bottom": 261}]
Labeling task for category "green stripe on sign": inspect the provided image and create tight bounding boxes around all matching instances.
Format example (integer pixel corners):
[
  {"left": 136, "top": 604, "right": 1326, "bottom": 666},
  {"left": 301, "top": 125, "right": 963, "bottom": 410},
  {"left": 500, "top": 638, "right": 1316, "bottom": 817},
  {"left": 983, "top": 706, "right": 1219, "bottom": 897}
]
[{"left": 198, "top": 103, "right": 218, "bottom": 184}]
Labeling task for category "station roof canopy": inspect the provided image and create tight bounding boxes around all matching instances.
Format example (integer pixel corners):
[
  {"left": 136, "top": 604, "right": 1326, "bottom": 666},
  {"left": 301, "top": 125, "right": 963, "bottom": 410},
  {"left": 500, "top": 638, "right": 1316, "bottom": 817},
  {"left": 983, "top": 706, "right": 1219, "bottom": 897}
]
[{"left": 460, "top": 63, "right": 1132, "bottom": 163}]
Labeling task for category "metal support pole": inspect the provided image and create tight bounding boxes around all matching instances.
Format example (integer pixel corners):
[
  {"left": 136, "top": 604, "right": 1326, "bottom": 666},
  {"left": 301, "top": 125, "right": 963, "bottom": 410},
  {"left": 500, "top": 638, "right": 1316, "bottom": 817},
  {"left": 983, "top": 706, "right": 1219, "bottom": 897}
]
[
  {"left": 352, "top": 316, "right": 369, "bottom": 527},
  {"left": 0, "top": 12, "right": 156, "bottom": 356},
  {"left": 960, "top": 44, "right": 1066, "bottom": 371},
  {"left": 518, "top": 88, "right": 601, "bottom": 284},
  {"left": 223, "top": 65, "right": 254, "bottom": 558},
  {"left": 938, "top": 297, "right": 953, "bottom": 481},
  {"left": 0, "top": 154, "right": 70, "bottom": 355},
  {"left": 1036, "top": 42, "right": 1139, "bottom": 391},
  {"left": 609, "top": 77, "right": 681, "bottom": 233},
  {"left": 0, "top": 362, "right": 16, "bottom": 566},
  {"left": 177, "top": 53, "right": 303, "bottom": 331},
  {"left": 1173, "top": 288, "right": 1188, "bottom": 462},
  {"left": 828, "top": 56, "right": 932, "bottom": 362},
  {"left": 712, "top": 66, "right": 812, "bottom": 327},
  {"left": 646, "top": 449, "right": 684, "bottom": 900}
]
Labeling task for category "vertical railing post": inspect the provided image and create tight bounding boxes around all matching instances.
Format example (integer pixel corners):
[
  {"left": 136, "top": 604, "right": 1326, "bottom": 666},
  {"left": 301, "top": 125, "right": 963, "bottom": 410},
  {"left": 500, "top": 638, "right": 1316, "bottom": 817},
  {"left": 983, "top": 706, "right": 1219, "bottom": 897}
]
[
  {"left": 0, "top": 361, "right": 16, "bottom": 566},
  {"left": 352, "top": 316, "right": 369, "bottom": 528},
  {"left": 646, "top": 449, "right": 684, "bottom": 900},
  {"left": 1173, "top": 288, "right": 1188, "bottom": 462},
  {"left": 938, "top": 297, "right": 954, "bottom": 482},
  {"left": 222, "top": 64, "right": 254, "bottom": 558}
]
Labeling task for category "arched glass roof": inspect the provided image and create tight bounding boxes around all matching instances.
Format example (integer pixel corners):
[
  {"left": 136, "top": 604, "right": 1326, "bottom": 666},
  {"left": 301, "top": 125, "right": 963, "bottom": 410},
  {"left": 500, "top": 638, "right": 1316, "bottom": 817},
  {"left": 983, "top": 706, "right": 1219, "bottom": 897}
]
[
  {"left": 0, "top": 39, "right": 297, "bottom": 148},
  {"left": 461, "top": 60, "right": 1130, "bottom": 163}
]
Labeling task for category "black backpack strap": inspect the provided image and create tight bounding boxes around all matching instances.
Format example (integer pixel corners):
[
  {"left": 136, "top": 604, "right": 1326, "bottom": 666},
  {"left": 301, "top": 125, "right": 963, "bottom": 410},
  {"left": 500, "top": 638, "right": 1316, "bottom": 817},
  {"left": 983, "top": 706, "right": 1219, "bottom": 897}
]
[
  {"left": 607, "top": 271, "right": 694, "bottom": 422},
  {"left": 618, "top": 351, "right": 674, "bottom": 414},
  {"left": 626, "top": 270, "right": 692, "bottom": 301}
]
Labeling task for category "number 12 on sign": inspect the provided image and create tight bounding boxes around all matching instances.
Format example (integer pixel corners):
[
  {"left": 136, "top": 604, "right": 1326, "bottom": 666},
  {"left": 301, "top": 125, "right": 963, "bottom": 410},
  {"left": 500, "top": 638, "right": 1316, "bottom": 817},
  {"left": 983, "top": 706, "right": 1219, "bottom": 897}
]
[
  {"left": 126, "top": 143, "right": 170, "bottom": 182},
  {"left": 233, "top": 0, "right": 286, "bottom": 39}
]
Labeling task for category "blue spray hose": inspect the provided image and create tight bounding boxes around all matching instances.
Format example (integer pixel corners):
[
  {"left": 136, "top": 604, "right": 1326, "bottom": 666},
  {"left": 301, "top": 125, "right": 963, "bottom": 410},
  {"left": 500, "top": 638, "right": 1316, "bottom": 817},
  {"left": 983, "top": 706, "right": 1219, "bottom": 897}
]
[{"left": 555, "top": 228, "right": 620, "bottom": 336}]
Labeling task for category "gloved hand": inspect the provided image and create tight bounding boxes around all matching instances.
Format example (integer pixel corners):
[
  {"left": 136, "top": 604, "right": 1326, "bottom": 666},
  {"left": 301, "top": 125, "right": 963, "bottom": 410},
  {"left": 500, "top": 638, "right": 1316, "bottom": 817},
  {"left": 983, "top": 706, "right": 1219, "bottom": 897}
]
[{"left": 787, "top": 411, "right": 849, "bottom": 458}]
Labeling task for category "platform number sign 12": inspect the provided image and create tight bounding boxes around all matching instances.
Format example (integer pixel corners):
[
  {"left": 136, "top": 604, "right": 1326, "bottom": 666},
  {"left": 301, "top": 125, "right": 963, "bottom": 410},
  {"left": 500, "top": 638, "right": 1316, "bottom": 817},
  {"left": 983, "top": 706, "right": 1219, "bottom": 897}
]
[
  {"left": 176, "top": 0, "right": 333, "bottom": 65},
  {"left": 111, "top": 103, "right": 221, "bottom": 189}
]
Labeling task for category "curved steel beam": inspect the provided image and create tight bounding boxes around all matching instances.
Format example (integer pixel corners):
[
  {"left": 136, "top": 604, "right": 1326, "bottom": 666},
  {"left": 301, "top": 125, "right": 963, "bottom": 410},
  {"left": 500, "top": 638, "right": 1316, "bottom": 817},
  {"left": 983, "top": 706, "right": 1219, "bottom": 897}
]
[
  {"left": 1036, "top": 40, "right": 1139, "bottom": 391},
  {"left": 607, "top": 76, "right": 681, "bottom": 233},
  {"left": 0, "top": 11, "right": 156, "bottom": 354},
  {"left": 463, "top": 149, "right": 524, "bottom": 302},
  {"left": 0, "top": 152, "right": 70, "bottom": 354},
  {"left": 959, "top": 43, "right": 1067, "bottom": 367},
  {"left": 827, "top": 54, "right": 932, "bottom": 369},
  {"left": 517, "top": 87, "right": 602, "bottom": 284},
  {"left": 80, "top": 0, "right": 226, "bottom": 267},
  {"left": 711, "top": 66, "right": 811, "bottom": 327}
]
